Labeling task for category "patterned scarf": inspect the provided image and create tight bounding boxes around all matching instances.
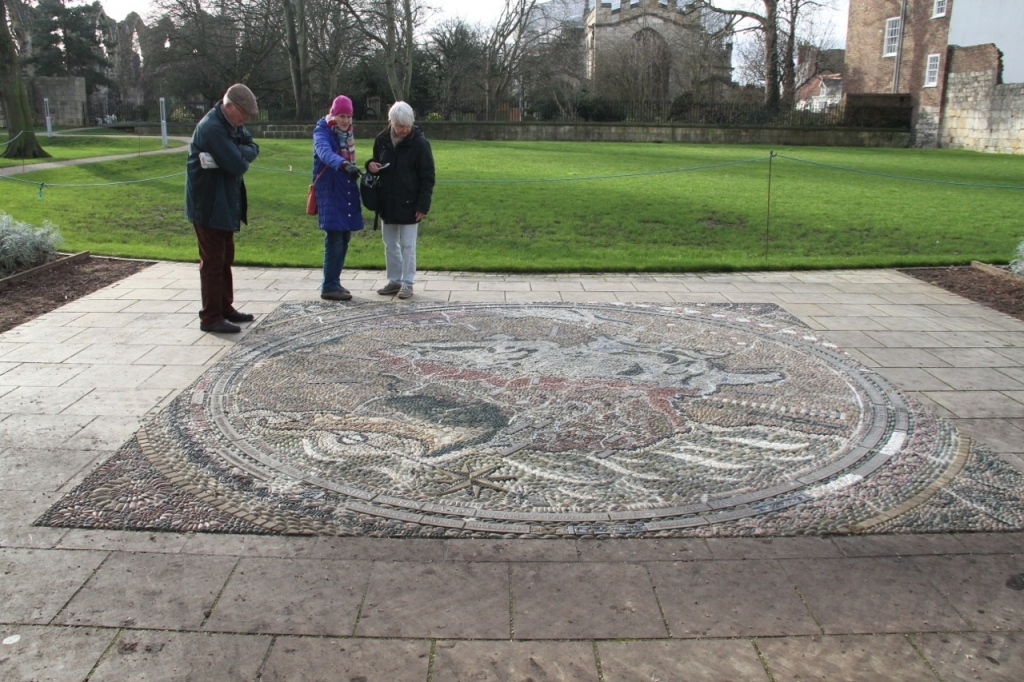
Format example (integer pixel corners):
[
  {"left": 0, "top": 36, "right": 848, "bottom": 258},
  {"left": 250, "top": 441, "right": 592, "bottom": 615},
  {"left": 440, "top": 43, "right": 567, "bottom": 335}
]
[{"left": 331, "top": 122, "right": 356, "bottom": 163}]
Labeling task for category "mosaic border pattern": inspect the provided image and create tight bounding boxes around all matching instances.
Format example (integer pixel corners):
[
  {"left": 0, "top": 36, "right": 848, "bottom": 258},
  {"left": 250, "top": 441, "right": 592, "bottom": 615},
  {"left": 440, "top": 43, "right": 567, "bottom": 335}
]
[{"left": 37, "top": 301, "right": 1024, "bottom": 538}]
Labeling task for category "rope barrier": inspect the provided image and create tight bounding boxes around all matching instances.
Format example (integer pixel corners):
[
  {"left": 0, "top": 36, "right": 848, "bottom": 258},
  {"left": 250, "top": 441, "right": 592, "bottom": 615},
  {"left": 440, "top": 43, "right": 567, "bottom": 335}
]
[
  {"left": 1, "top": 131, "right": 25, "bottom": 147},
  {"left": 775, "top": 154, "right": 1024, "bottom": 190}
]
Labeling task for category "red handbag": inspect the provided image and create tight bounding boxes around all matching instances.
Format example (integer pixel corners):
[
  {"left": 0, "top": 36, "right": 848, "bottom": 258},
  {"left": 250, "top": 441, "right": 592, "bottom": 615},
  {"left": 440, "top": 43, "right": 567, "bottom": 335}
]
[{"left": 306, "top": 166, "right": 329, "bottom": 216}]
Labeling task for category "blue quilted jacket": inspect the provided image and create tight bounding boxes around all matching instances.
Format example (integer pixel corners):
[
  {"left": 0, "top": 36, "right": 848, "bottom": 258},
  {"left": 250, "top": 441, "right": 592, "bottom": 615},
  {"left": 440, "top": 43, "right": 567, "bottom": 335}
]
[{"left": 312, "top": 118, "right": 365, "bottom": 232}]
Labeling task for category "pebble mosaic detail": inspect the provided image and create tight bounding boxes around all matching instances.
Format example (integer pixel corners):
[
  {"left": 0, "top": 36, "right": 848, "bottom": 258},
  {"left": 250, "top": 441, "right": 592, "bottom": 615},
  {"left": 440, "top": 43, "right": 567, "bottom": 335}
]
[{"left": 38, "top": 301, "right": 1024, "bottom": 537}]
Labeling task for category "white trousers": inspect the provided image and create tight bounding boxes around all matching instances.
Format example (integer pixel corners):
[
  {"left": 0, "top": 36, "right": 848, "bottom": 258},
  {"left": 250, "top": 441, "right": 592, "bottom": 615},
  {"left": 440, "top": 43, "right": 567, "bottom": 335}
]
[{"left": 382, "top": 222, "right": 418, "bottom": 286}]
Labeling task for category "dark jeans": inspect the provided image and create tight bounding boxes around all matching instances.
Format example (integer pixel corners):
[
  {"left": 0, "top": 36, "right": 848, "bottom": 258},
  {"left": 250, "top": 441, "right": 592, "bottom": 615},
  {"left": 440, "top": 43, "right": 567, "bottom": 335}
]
[
  {"left": 193, "top": 224, "right": 236, "bottom": 326},
  {"left": 322, "top": 230, "right": 352, "bottom": 292}
]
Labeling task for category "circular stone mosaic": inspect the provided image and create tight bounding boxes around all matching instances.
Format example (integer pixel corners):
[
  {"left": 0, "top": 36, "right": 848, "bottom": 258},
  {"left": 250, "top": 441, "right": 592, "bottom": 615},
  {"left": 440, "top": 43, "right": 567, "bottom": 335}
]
[{"left": 127, "top": 300, "right": 983, "bottom": 538}]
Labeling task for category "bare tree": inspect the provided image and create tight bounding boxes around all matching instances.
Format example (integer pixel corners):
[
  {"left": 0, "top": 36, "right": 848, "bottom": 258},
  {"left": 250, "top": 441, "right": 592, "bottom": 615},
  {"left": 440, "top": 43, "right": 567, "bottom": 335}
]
[
  {"left": 306, "top": 0, "right": 366, "bottom": 106},
  {"left": 333, "top": 0, "right": 425, "bottom": 102},
  {"left": 281, "top": 0, "right": 312, "bottom": 118},
  {"left": 150, "top": 0, "right": 286, "bottom": 104},
  {"left": 0, "top": 0, "right": 49, "bottom": 158},
  {"left": 696, "top": 0, "right": 781, "bottom": 111},
  {"left": 521, "top": 17, "right": 584, "bottom": 118},
  {"left": 425, "top": 18, "right": 483, "bottom": 118},
  {"left": 780, "top": 0, "right": 837, "bottom": 105},
  {"left": 478, "top": 0, "right": 542, "bottom": 118},
  {"left": 699, "top": 0, "right": 835, "bottom": 109}
]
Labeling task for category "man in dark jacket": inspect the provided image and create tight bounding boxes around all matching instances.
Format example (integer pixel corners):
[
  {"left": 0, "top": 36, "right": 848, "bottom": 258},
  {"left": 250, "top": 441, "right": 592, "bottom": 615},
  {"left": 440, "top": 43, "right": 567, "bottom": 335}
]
[
  {"left": 366, "top": 101, "right": 435, "bottom": 299},
  {"left": 185, "top": 83, "right": 260, "bottom": 333}
]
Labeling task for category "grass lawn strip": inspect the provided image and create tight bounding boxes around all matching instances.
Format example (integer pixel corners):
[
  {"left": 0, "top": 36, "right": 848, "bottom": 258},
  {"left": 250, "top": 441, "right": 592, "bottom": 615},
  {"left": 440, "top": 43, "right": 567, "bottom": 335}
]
[{"left": 1, "top": 140, "right": 1021, "bottom": 272}]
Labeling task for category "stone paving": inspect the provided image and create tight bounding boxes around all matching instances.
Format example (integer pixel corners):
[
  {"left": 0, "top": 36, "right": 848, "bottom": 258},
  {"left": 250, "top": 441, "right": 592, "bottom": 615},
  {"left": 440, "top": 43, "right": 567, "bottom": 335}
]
[{"left": 3, "top": 263, "right": 1024, "bottom": 680}]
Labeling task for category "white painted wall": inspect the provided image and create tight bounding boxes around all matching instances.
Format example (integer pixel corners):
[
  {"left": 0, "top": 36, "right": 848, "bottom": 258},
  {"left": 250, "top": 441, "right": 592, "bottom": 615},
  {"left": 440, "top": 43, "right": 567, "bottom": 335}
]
[{"left": 949, "top": 0, "right": 1024, "bottom": 83}]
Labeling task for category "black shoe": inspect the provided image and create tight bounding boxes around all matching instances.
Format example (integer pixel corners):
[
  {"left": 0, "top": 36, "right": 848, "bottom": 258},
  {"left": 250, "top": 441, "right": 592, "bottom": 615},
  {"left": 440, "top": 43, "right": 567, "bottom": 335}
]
[
  {"left": 321, "top": 289, "right": 353, "bottom": 301},
  {"left": 200, "top": 319, "right": 241, "bottom": 333},
  {"left": 224, "top": 310, "right": 255, "bottom": 323}
]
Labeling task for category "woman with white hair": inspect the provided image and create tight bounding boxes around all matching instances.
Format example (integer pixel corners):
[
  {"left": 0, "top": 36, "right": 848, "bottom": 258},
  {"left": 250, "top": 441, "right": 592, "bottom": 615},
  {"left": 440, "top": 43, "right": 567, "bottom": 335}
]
[{"left": 366, "top": 101, "right": 435, "bottom": 299}]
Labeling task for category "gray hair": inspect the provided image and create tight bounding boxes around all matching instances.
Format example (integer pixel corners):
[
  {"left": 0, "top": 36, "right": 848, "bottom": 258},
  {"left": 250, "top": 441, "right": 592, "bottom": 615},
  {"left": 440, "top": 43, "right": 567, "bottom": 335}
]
[
  {"left": 224, "top": 83, "right": 258, "bottom": 116},
  {"left": 388, "top": 101, "right": 415, "bottom": 127}
]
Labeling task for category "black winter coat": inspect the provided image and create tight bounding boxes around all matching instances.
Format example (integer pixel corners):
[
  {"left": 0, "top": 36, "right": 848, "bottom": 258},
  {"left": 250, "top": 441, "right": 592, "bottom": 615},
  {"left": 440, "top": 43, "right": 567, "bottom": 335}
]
[{"left": 369, "top": 125, "right": 435, "bottom": 225}]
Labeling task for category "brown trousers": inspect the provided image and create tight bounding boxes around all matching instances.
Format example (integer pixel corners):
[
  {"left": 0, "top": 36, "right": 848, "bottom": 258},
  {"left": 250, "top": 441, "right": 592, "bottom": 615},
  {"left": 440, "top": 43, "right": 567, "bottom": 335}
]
[{"left": 193, "top": 224, "right": 236, "bottom": 326}]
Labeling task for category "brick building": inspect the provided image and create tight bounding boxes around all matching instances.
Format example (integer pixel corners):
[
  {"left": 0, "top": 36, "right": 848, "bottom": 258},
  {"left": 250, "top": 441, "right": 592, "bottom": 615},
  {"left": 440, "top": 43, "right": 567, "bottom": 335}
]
[
  {"left": 845, "top": 0, "right": 1024, "bottom": 151},
  {"left": 845, "top": 0, "right": 952, "bottom": 146}
]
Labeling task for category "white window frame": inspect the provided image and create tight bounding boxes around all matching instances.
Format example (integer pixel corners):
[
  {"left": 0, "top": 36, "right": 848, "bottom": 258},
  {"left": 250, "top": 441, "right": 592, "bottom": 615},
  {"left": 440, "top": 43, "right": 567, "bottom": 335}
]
[
  {"left": 933, "top": 0, "right": 947, "bottom": 18},
  {"left": 883, "top": 17, "right": 901, "bottom": 57},
  {"left": 924, "top": 53, "right": 941, "bottom": 87}
]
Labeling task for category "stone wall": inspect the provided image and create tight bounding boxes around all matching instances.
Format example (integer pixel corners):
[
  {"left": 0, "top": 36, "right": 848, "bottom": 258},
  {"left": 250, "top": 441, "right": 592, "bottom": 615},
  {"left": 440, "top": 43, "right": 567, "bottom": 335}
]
[
  {"left": 250, "top": 121, "right": 911, "bottom": 147},
  {"left": 940, "top": 44, "right": 1024, "bottom": 154},
  {"left": 32, "top": 77, "right": 87, "bottom": 127}
]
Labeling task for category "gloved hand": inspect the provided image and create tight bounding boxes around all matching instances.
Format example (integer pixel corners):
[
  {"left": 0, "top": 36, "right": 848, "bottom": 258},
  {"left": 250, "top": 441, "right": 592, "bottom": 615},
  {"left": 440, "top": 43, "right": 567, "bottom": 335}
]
[
  {"left": 341, "top": 161, "right": 361, "bottom": 178},
  {"left": 199, "top": 152, "right": 218, "bottom": 169}
]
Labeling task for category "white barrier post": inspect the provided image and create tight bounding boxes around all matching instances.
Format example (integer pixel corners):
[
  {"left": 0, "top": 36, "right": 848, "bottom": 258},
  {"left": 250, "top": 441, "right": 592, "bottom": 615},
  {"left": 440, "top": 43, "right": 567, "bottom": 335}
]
[
  {"left": 44, "top": 98, "right": 53, "bottom": 137},
  {"left": 160, "top": 98, "right": 168, "bottom": 148}
]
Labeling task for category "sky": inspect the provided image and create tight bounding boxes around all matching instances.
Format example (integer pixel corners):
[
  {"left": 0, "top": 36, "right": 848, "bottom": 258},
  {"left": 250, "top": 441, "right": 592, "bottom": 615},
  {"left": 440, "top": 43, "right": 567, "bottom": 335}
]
[{"left": 98, "top": 0, "right": 849, "bottom": 45}]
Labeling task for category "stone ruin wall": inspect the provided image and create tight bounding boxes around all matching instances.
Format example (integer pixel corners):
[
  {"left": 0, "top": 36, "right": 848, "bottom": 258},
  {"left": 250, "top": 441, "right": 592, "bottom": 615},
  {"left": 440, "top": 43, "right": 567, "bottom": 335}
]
[{"left": 941, "top": 44, "right": 1024, "bottom": 154}]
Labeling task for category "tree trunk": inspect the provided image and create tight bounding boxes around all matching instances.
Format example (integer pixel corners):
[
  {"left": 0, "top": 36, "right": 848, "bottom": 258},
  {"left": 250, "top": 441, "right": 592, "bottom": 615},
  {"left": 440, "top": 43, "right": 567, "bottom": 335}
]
[
  {"left": 762, "top": 0, "right": 781, "bottom": 112},
  {"left": 0, "top": 0, "right": 49, "bottom": 159},
  {"left": 282, "top": 0, "right": 312, "bottom": 120},
  {"left": 779, "top": 0, "right": 799, "bottom": 109}
]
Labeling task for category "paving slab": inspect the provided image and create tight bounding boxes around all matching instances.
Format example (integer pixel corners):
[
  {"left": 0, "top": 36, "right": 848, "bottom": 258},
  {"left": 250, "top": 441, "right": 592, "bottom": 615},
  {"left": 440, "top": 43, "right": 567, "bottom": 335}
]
[
  {"left": 0, "top": 491, "right": 68, "bottom": 548},
  {"left": 911, "top": 632, "right": 1024, "bottom": 682},
  {"left": 53, "top": 552, "right": 237, "bottom": 630},
  {"left": 88, "top": 630, "right": 269, "bottom": 682},
  {"left": 704, "top": 536, "right": 843, "bottom": 560},
  {"left": 649, "top": 559, "right": 820, "bottom": 638},
  {"left": 831, "top": 533, "right": 967, "bottom": 558},
  {"left": 179, "top": 532, "right": 320, "bottom": 558},
  {"left": 203, "top": 557, "right": 368, "bottom": 636},
  {"left": 432, "top": 640, "right": 598, "bottom": 681},
  {"left": 575, "top": 538, "right": 712, "bottom": 562},
  {"left": 3, "top": 265, "right": 1024, "bottom": 678},
  {"left": 755, "top": 634, "right": 938, "bottom": 682},
  {"left": 950, "top": 532, "right": 1024, "bottom": 554},
  {"left": 0, "top": 448, "right": 107, "bottom": 492},
  {"left": 0, "top": 548, "right": 107, "bottom": 624},
  {"left": 444, "top": 538, "right": 580, "bottom": 562},
  {"left": 55, "top": 529, "right": 192, "bottom": 553},
  {"left": 311, "top": 537, "right": 449, "bottom": 562},
  {"left": 909, "top": 554, "right": 1024, "bottom": 631},
  {"left": 0, "top": 624, "right": 114, "bottom": 682},
  {"left": 260, "top": 637, "right": 430, "bottom": 682},
  {"left": 510, "top": 562, "right": 666, "bottom": 639},
  {"left": 787, "top": 557, "right": 970, "bottom": 634},
  {"left": 597, "top": 639, "right": 768, "bottom": 682},
  {"left": 356, "top": 561, "right": 510, "bottom": 639},
  {"left": 0, "top": 414, "right": 95, "bottom": 450}
]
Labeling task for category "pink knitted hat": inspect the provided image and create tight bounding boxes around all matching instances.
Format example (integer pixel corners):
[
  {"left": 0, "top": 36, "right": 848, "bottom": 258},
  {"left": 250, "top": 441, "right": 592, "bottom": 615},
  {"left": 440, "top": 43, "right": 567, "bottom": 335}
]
[{"left": 330, "top": 95, "right": 353, "bottom": 116}]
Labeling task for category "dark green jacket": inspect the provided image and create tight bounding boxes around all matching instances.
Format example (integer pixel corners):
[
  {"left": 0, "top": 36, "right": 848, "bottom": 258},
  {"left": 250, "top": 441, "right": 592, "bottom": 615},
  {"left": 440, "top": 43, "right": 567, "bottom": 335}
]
[{"left": 185, "top": 103, "right": 259, "bottom": 231}]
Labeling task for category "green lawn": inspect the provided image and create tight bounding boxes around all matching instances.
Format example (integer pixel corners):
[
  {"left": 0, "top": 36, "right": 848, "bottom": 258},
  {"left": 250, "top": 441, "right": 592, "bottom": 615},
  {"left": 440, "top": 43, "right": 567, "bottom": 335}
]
[
  {"left": 0, "top": 134, "right": 185, "bottom": 168},
  {"left": 1, "top": 139, "right": 1022, "bottom": 272}
]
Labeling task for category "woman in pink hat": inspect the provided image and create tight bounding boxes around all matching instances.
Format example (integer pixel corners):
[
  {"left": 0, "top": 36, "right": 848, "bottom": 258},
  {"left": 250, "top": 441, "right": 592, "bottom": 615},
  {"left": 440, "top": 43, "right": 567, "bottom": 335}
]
[{"left": 311, "top": 95, "right": 364, "bottom": 300}]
